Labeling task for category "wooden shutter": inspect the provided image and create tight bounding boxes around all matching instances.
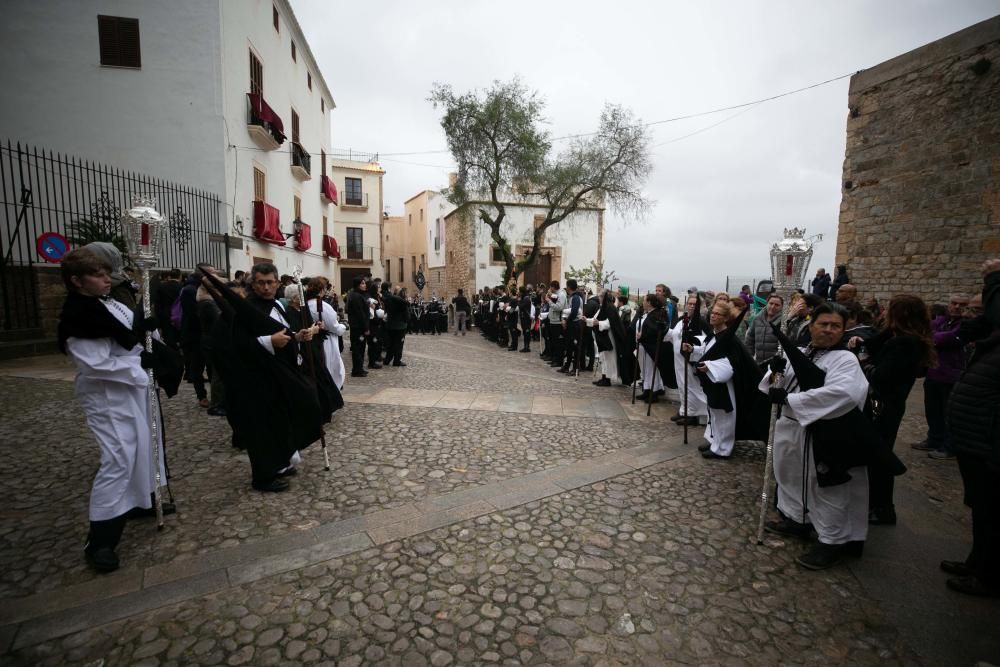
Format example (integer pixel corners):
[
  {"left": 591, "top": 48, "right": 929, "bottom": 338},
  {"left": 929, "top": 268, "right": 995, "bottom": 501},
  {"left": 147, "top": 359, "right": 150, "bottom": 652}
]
[
  {"left": 294, "top": 195, "right": 302, "bottom": 220},
  {"left": 321, "top": 150, "right": 327, "bottom": 175},
  {"left": 98, "top": 16, "right": 141, "bottom": 68},
  {"left": 307, "top": 72, "right": 312, "bottom": 90},
  {"left": 291, "top": 109, "right": 300, "bottom": 143},
  {"left": 249, "top": 51, "right": 263, "bottom": 96},
  {"left": 272, "top": 5, "right": 279, "bottom": 31},
  {"left": 291, "top": 40, "right": 296, "bottom": 62},
  {"left": 253, "top": 167, "right": 266, "bottom": 202}
]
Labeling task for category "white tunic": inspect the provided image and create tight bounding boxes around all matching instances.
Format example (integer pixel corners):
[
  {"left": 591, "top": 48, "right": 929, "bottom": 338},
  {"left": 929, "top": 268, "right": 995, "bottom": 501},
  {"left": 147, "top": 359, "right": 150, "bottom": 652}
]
[
  {"left": 588, "top": 318, "right": 620, "bottom": 383},
  {"left": 760, "top": 349, "right": 869, "bottom": 545},
  {"left": 691, "top": 337, "right": 736, "bottom": 456},
  {"left": 308, "top": 300, "right": 347, "bottom": 389},
  {"left": 67, "top": 299, "right": 165, "bottom": 521},
  {"left": 668, "top": 321, "right": 708, "bottom": 417}
]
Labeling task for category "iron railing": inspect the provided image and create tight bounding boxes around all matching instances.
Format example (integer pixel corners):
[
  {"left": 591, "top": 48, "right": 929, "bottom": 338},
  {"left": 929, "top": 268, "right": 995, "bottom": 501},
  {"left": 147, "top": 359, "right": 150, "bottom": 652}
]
[
  {"left": 290, "top": 142, "right": 311, "bottom": 175},
  {"left": 0, "top": 139, "right": 224, "bottom": 332},
  {"left": 342, "top": 191, "right": 368, "bottom": 208}
]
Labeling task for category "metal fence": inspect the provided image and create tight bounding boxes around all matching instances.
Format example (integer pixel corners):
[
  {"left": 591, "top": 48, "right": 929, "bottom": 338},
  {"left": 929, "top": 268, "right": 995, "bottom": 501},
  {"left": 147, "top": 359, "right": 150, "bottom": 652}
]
[{"left": 0, "top": 140, "right": 224, "bottom": 332}]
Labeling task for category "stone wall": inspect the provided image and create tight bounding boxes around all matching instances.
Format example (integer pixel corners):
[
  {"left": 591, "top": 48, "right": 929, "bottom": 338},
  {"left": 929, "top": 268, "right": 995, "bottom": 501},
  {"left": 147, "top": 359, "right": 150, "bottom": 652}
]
[
  {"left": 443, "top": 208, "right": 476, "bottom": 299},
  {"left": 836, "top": 16, "right": 1000, "bottom": 306}
]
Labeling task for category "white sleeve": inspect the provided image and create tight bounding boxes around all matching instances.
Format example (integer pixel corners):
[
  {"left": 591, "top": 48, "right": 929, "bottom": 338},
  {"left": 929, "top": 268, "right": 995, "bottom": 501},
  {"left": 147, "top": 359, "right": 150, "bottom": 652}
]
[
  {"left": 598, "top": 319, "right": 610, "bottom": 331},
  {"left": 704, "top": 358, "right": 734, "bottom": 384},
  {"left": 257, "top": 334, "right": 275, "bottom": 355},
  {"left": 785, "top": 352, "right": 868, "bottom": 426},
  {"left": 67, "top": 337, "right": 149, "bottom": 387}
]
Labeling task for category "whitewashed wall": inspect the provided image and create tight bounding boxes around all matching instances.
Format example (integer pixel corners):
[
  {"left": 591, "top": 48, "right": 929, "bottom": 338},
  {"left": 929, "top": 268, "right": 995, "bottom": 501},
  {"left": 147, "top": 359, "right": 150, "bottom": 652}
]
[
  {"left": 221, "top": 0, "right": 335, "bottom": 280},
  {"left": 473, "top": 205, "right": 601, "bottom": 288},
  {"left": 425, "top": 191, "right": 453, "bottom": 269}
]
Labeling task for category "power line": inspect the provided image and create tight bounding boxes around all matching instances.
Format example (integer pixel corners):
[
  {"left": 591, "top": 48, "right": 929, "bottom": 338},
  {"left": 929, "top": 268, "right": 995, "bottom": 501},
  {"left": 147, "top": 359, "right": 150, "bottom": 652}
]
[
  {"left": 651, "top": 103, "right": 763, "bottom": 148},
  {"left": 372, "top": 70, "right": 856, "bottom": 155}
]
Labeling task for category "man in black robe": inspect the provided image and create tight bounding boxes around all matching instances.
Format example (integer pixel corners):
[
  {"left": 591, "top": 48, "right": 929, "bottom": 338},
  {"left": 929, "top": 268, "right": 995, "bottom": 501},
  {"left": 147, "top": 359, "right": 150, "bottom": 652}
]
[
  {"left": 346, "top": 277, "right": 370, "bottom": 377},
  {"left": 589, "top": 290, "right": 636, "bottom": 387},
  {"left": 202, "top": 265, "right": 323, "bottom": 492}
]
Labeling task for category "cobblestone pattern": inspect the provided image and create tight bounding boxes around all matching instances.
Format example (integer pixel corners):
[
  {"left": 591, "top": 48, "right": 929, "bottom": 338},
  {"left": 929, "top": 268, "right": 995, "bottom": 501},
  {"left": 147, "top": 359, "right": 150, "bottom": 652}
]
[
  {"left": 0, "top": 372, "right": 668, "bottom": 599},
  {"left": 836, "top": 26, "right": 1000, "bottom": 305},
  {"left": 5, "top": 455, "right": 914, "bottom": 666}
]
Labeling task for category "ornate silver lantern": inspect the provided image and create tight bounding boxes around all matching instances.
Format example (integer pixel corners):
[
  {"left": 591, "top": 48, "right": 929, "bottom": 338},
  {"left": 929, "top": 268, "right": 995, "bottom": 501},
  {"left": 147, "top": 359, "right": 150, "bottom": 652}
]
[
  {"left": 121, "top": 195, "right": 168, "bottom": 529},
  {"left": 770, "top": 227, "right": 818, "bottom": 295}
]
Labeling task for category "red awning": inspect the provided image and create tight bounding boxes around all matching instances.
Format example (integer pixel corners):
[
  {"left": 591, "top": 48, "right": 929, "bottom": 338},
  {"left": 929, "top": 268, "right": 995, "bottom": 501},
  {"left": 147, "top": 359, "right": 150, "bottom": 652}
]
[
  {"left": 322, "top": 235, "right": 340, "bottom": 258},
  {"left": 321, "top": 175, "right": 338, "bottom": 203},
  {"left": 295, "top": 222, "right": 312, "bottom": 252},
  {"left": 247, "top": 93, "right": 287, "bottom": 142},
  {"left": 253, "top": 200, "right": 286, "bottom": 246}
]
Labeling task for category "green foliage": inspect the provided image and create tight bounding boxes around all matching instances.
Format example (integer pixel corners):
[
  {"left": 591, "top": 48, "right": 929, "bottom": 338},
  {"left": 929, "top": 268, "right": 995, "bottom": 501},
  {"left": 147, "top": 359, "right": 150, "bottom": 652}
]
[
  {"left": 431, "top": 79, "right": 651, "bottom": 284},
  {"left": 564, "top": 260, "right": 617, "bottom": 289},
  {"left": 67, "top": 217, "right": 128, "bottom": 260}
]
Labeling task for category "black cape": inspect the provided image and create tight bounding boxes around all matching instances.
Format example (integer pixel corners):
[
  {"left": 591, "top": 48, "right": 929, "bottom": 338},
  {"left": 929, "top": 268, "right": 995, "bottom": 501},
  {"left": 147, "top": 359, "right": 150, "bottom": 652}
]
[
  {"left": 57, "top": 291, "right": 183, "bottom": 397},
  {"left": 637, "top": 307, "right": 678, "bottom": 389},
  {"left": 201, "top": 269, "right": 323, "bottom": 482},
  {"left": 594, "top": 300, "right": 636, "bottom": 386},
  {"left": 695, "top": 309, "right": 769, "bottom": 441},
  {"left": 771, "top": 323, "right": 906, "bottom": 487}
]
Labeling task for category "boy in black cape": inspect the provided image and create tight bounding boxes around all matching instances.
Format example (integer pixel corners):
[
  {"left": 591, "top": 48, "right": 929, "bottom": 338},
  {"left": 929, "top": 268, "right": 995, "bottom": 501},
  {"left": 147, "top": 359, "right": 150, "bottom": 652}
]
[{"left": 200, "top": 266, "right": 324, "bottom": 493}]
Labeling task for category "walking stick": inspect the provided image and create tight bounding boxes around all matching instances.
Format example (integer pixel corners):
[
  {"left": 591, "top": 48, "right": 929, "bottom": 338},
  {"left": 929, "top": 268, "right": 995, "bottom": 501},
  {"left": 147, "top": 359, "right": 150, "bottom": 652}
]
[
  {"left": 755, "top": 312, "right": 787, "bottom": 545},
  {"left": 293, "top": 268, "right": 331, "bottom": 472},
  {"left": 681, "top": 311, "right": 690, "bottom": 444}
]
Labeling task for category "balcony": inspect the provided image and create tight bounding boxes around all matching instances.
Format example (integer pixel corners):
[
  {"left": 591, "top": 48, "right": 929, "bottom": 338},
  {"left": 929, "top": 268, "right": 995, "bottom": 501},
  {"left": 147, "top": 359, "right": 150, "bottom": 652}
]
[
  {"left": 340, "top": 191, "right": 368, "bottom": 210},
  {"left": 246, "top": 93, "right": 285, "bottom": 150},
  {"left": 341, "top": 243, "right": 376, "bottom": 265},
  {"left": 290, "top": 142, "right": 312, "bottom": 180}
]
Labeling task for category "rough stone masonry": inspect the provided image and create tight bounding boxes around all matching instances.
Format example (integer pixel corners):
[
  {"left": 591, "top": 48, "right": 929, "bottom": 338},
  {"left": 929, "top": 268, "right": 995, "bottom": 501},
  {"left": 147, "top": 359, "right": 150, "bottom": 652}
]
[{"left": 837, "top": 15, "right": 1000, "bottom": 306}]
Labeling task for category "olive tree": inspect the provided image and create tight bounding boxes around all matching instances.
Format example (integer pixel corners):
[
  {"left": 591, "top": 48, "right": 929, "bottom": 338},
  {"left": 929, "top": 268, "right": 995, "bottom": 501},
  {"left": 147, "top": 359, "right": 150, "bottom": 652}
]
[{"left": 430, "top": 79, "right": 651, "bottom": 284}]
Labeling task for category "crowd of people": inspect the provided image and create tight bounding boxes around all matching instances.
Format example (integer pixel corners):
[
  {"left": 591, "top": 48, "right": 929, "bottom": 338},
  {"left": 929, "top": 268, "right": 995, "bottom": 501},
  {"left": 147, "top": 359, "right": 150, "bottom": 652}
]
[{"left": 55, "top": 243, "right": 1000, "bottom": 597}]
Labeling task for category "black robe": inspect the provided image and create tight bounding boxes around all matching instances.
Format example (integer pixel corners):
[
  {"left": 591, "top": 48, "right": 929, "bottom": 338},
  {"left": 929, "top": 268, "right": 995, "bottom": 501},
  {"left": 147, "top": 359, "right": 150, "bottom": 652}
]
[
  {"left": 203, "top": 271, "right": 323, "bottom": 483},
  {"left": 695, "top": 311, "right": 769, "bottom": 442},
  {"left": 636, "top": 307, "right": 678, "bottom": 389},
  {"left": 594, "top": 301, "right": 635, "bottom": 386}
]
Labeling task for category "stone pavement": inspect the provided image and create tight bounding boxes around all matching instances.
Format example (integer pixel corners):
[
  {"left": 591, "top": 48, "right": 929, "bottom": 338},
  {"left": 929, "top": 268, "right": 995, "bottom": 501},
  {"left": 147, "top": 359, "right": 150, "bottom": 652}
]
[{"left": 0, "top": 330, "right": 996, "bottom": 666}]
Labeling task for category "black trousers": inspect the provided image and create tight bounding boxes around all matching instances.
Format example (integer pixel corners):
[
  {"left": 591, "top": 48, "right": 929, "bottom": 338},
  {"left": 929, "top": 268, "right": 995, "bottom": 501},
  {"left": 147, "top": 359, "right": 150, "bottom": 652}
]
[
  {"left": 182, "top": 342, "right": 207, "bottom": 400},
  {"left": 548, "top": 323, "right": 564, "bottom": 362},
  {"left": 508, "top": 328, "right": 519, "bottom": 350},
  {"left": 563, "top": 322, "right": 582, "bottom": 369},
  {"left": 924, "top": 378, "right": 954, "bottom": 453},
  {"left": 350, "top": 331, "right": 367, "bottom": 373},
  {"left": 385, "top": 329, "right": 406, "bottom": 365},
  {"left": 958, "top": 453, "right": 1000, "bottom": 589},
  {"left": 367, "top": 328, "right": 383, "bottom": 366},
  {"left": 87, "top": 514, "right": 127, "bottom": 551}
]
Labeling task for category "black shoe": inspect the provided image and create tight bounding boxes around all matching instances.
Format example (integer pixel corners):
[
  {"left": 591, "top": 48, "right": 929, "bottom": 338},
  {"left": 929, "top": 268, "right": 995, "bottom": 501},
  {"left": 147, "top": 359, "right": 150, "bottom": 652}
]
[
  {"left": 764, "top": 517, "right": 811, "bottom": 539},
  {"left": 126, "top": 502, "right": 177, "bottom": 519},
  {"left": 940, "top": 560, "right": 973, "bottom": 577},
  {"left": 698, "top": 442, "right": 711, "bottom": 452},
  {"left": 675, "top": 416, "right": 701, "bottom": 426},
  {"left": 593, "top": 378, "right": 611, "bottom": 387},
  {"left": 549, "top": 361, "right": 563, "bottom": 367},
  {"left": 393, "top": 362, "right": 407, "bottom": 367},
  {"left": 207, "top": 406, "right": 227, "bottom": 416},
  {"left": 276, "top": 467, "right": 298, "bottom": 478},
  {"left": 946, "top": 575, "right": 1000, "bottom": 597},
  {"left": 844, "top": 540, "right": 865, "bottom": 558},
  {"left": 670, "top": 414, "right": 683, "bottom": 422},
  {"left": 520, "top": 349, "right": 530, "bottom": 353},
  {"left": 557, "top": 367, "right": 570, "bottom": 373},
  {"left": 868, "top": 507, "right": 897, "bottom": 526},
  {"left": 637, "top": 391, "right": 651, "bottom": 401},
  {"left": 701, "top": 450, "right": 730, "bottom": 460},
  {"left": 796, "top": 543, "right": 846, "bottom": 570},
  {"left": 654, "top": 389, "right": 665, "bottom": 397},
  {"left": 368, "top": 363, "right": 383, "bottom": 369},
  {"left": 351, "top": 370, "right": 369, "bottom": 377},
  {"left": 252, "top": 478, "right": 290, "bottom": 492},
  {"left": 84, "top": 546, "right": 120, "bottom": 573},
  {"left": 911, "top": 439, "right": 935, "bottom": 451}
]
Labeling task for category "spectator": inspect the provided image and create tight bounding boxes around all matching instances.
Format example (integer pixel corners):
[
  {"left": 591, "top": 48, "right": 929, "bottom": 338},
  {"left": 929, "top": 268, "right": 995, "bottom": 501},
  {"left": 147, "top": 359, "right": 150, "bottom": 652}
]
[
  {"left": 866, "top": 295, "right": 883, "bottom": 322},
  {"left": 811, "top": 268, "right": 831, "bottom": 298},
  {"left": 942, "top": 258, "right": 1000, "bottom": 597},
  {"left": 179, "top": 271, "right": 209, "bottom": 408},
  {"left": 452, "top": 288, "right": 470, "bottom": 336},
  {"left": 841, "top": 301, "right": 876, "bottom": 347},
  {"left": 835, "top": 283, "right": 859, "bottom": 308},
  {"left": 853, "top": 294, "right": 935, "bottom": 526},
  {"left": 830, "top": 265, "right": 850, "bottom": 301},
  {"left": 745, "top": 294, "right": 783, "bottom": 365},
  {"left": 155, "top": 268, "right": 183, "bottom": 351},
  {"left": 913, "top": 294, "right": 969, "bottom": 460},
  {"left": 738, "top": 284, "right": 753, "bottom": 307}
]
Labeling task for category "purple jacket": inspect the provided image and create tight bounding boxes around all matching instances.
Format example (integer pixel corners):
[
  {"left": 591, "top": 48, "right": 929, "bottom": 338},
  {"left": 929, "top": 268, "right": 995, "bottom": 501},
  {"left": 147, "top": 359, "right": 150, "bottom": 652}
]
[{"left": 927, "top": 315, "right": 965, "bottom": 384}]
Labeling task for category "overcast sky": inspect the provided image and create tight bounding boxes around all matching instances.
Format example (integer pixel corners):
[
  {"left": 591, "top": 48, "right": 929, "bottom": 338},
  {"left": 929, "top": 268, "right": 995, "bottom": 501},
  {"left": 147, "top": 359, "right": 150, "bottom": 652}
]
[{"left": 293, "top": 0, "right": 997, "bottom": 292}]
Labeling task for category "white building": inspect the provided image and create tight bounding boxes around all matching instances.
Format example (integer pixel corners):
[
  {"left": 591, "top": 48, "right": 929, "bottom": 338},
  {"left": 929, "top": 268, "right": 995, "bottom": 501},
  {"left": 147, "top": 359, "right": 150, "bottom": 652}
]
[{"left": 0, "top": 0, "right": 344, "bottom": 279}]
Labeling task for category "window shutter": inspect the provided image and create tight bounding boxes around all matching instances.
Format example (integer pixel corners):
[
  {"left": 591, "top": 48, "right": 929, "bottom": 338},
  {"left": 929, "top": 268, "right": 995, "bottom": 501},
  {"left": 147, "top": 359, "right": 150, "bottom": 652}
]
[
  {"left": 98, "top": 16, "right": 118, "bottom": 65},
  {"left": 98, "top": 16, "right": 140, "bottom": 68},
  {"left": 117, "top": 18, "right": 141, "bottom": 67}
]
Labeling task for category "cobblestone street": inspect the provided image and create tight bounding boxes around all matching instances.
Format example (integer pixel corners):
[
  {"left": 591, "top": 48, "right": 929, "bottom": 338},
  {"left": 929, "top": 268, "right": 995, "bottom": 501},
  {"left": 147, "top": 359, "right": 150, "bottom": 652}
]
[{"left": 0, "top": 331, "right": 996, "bottom": 666}]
